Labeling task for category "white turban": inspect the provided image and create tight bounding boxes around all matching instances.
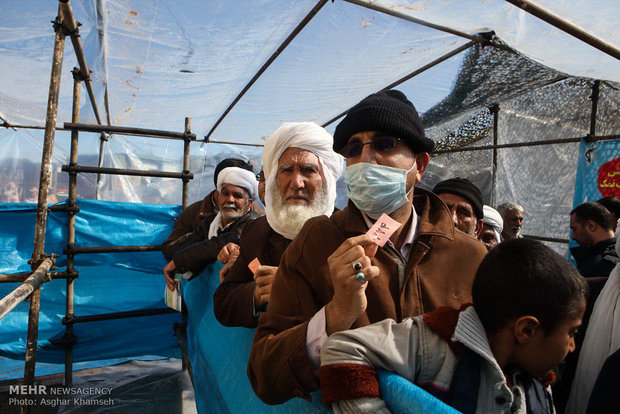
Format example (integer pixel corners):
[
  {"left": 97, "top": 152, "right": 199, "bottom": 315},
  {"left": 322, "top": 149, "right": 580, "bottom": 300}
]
[
  {"left": 262, "top": 122, "right": 345, "bottom": 239},
  {"left": 483, "top": 205, "right": 504, "bottom": 244},
  {"left": 216, "top": 167, "right": 259, "bottom": 201}
]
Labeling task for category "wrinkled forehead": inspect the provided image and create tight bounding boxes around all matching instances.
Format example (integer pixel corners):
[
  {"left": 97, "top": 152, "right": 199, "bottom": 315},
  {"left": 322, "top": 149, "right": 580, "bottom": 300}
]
[
  {"left": 437, "top": 192, "right": 474, "bottom": 210},
  {"left": 277, "top": 147, "right": 320, "bottom": 166},
  {"left": 219, "top": 183, "right": 247, "bottom": 195}
]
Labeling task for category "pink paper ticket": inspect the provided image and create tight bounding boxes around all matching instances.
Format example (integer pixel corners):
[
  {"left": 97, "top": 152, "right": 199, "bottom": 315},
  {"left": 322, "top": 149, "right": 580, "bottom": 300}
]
[
  {"left": 248, "top": 257, "right": 261, "bottom": 274},
  {"left": 366, "top": 213, "right": 401, "bottom": 247}
]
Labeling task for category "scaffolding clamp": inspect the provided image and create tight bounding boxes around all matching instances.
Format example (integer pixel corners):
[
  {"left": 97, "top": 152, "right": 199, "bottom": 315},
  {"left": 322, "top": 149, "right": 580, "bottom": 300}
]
[
  {"left": 71, "top": 67, "right": 89, "bottom": 82},
  {"left": 62, "top": 314, "right": 76, "bottom": 326}
]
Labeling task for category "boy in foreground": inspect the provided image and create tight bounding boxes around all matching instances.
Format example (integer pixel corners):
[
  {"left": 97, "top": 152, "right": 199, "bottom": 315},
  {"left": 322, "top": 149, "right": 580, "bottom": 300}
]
[{"left": 319, "top": 239, "right": 587, "bottom": 413}]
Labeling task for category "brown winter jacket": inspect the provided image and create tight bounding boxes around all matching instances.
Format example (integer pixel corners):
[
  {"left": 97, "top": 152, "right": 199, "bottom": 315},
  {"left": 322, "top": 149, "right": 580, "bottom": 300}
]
[
  {"left": 247, "top": 188, "right": 487, "bottom": 404},
  {"left": 162, "top": 191, "right": 263, "bottom": 261},
  {"left": 166, "top": 210, "right": 259, "bottom": 275},
  {"left": 213, "top": 216, "right": 290, "bottom": 328}
]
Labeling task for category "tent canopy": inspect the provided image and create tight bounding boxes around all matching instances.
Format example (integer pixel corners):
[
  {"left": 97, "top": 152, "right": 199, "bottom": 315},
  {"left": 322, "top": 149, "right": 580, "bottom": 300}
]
[{"left": 1, "top": 0, "right": 619, "bottom": 246}]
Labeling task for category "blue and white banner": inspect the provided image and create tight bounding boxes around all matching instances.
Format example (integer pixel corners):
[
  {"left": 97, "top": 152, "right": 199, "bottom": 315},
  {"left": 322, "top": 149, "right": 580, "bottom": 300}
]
[{"left": 573, "top": 139, "right": 620, "bottom": 206}]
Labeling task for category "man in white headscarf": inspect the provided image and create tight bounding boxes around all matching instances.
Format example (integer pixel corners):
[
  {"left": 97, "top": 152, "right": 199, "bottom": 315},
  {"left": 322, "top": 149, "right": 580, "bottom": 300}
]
[
  {"left": 163, "top": 166, "right": 260, "bottom": 290},
  {"left": 213, "top": 122, "right": 344, "bottom": 328},
  {"left": 479, "top": 205, "right": 503, "bottom": 251}
]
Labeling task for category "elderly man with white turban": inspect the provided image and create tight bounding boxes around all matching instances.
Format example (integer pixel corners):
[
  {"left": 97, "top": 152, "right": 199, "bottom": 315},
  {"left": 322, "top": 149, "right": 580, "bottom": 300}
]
[
  {"left": 163, "top": 165, "right": 260, "bottom": 290},
  {"left": 213, "top": 122, "right": 344, "bottom": 328},
  {"left": 478, "top": 205, "right": 504, "bottom": 251}
]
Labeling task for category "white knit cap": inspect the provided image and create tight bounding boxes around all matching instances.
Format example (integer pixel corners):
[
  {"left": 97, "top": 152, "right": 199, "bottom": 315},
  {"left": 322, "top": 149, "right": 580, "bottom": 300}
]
[
  {"left": 483, "top": 205, "right": 504, "bottom": 244},
  {"left": 262, "top": 122, "right": 345, "bottom": 239},
  {"left": 216, "top": 166, "right": 259, "bottom": 201}
]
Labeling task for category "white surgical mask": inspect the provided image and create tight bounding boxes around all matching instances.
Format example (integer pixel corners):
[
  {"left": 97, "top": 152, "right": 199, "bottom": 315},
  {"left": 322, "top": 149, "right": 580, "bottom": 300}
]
[{"left": 344, "top": 162, "right": 415, "bottom": 219}]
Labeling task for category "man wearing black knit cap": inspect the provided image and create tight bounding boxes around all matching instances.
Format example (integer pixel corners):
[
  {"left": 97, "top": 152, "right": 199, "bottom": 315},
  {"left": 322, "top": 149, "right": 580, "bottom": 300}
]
[
  {"left": 248, "top": 90, "right": 487, "bottom": 404},
  {"left": 433, "top": 177, "right": 484, "bottom": 237}
]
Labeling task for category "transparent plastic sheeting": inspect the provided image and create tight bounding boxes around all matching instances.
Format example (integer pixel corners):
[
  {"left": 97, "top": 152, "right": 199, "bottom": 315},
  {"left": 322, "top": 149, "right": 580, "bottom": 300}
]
[
  {"left": 183, "top": 261, "right": 461, "bottom": 414},
  {"left": 0, "top": 200, "right": 182, "bottom": 379},
  {"left": 1, "top": 0, "right": 618, "bottom": 143},
  {"left": 372, "top": 0, "right": 619, "bottom": 84}
]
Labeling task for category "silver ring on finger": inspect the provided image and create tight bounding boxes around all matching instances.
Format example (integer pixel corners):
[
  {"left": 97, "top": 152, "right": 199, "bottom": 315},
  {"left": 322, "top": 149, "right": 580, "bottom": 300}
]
[
  {"left": 355, "top": 272, "right": 366, "bottom": 283},
  {"left": 352, "top": 262, "right": 363, "bottom": 272}
]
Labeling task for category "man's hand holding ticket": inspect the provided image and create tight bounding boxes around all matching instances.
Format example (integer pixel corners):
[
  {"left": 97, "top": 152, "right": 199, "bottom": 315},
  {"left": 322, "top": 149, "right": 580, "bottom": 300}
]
[{"left": 365, "top": 213, "right": 401, "bottom": 247}]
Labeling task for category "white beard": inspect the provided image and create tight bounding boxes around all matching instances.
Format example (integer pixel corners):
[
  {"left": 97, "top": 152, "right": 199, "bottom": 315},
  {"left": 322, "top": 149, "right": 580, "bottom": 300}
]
[{"left": 271, "top": 186, "right": 329, "bottom": 238}]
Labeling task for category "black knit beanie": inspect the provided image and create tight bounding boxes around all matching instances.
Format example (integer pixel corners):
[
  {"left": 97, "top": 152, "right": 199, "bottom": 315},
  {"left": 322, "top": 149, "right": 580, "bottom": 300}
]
[
  {"left": 433, "top": 177, "right": 484, "bottom": 220},
  {"left": 333, "top": 89, "right": 435, "bottom": 154},
  {"left": 213, "top": 158, "right": 254, "bottom": 187}
]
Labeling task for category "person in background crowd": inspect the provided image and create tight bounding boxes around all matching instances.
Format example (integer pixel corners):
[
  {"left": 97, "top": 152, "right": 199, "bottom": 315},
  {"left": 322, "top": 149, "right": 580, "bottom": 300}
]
[
  {"left": 569, "top": 201, "right": 618, "bottom": 278},
  {"left": 554, "top": 203, "right": 619, "bottom": 413},
  {"left": 162, "top": 166, "right": 260, "bottom": 290},
  {"left": 213, "top": 122, "right": 344, "bottom": 328},
  {"left": 247, "top": 89, "right": 487, "bottom": 404},
  {"left": 497, "top": 201, "right": 524, "bottom": 240},
  {"left": 566, "top": 218, "right": 619, "bottom": 414},
  {"left": 0, "top": 181, "right": 20, "bottom": 203},
  {"left": 597, "top": 196, "right": 620, "bottom": 224},
  {"left": 479, "top": 205, "right": 503, "bottom": 251},
  {"left": 432, "top": 177, "right": 484, "bottom": 237},
  {"left": 257, "top": 167, "right": 266, "bottom": 206},
  {"left": 161, "top": 158, "right": 263, "bottom": 262}
]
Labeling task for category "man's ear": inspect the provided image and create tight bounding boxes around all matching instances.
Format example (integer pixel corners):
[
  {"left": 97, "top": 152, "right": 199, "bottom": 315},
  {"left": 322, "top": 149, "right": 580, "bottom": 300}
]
[
  {"left": 475, "top": 219, "right": 484, "bottom": 238},
  {"left": 586, "top": 219, "right": 599, "bottom": 233},
  {"left": 414, "top": 152, "right": 430, "bottom": 184},
  {"left": 514, "top": 316, "right": 541, "bottom": 344}
]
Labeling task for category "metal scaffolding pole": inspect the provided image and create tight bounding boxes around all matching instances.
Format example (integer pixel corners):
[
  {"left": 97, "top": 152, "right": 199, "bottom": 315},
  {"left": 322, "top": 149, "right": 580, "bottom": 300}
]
[
  {"left": 182, "top": 118, "right": 192, "bottom": 209},
  {"left": 22, "top": 10, "right": 66, "bottom": 410},
  {"left": 490, "top": 104, "right": 500, "bottom": 207},
  {"left": 63, "top": 68, "right": 83, "bottom": 387},
  {"left": 433, "top": 134, "right": 620, "bottom": 155},
  {"left": 58, "top": 0, "right": 110, "bottom": 195},
  {"left": 588, "top": 80, "right": 600, "bottom": 140},
  {"left": 0, "top": 259, "right": 55, "bottom": 321},
  {"left": 64, "top": 122, "right": 197, "bottom": 140},
  {"left": 343, "top": 0, "right": 513, "bottom": 52},
  {"left": 62, "top": 165, "right": 194, "bottom": 180},
  {"left": 505, "top": 0, "right": 620, "bottom": 61}
]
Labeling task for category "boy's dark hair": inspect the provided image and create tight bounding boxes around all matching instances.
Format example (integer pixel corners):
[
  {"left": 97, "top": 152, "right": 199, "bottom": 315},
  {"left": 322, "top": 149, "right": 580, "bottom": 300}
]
[
  {"left": 597, "top": 196, "right": 620, "bottom": 220},
  {"left": 571, "top": 202, "right": 614, "bottom": 231},
  {"left": 473, "top": 238, "right": 587, "bottom": 334}
]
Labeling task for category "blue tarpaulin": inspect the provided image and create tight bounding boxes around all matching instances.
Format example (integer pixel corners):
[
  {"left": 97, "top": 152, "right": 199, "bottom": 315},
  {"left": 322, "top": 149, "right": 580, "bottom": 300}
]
[
  {"left": 1, "top": 199, "right": 460, "bottom": 413},
  {"left": 0, "top": 199, "right": 183, "bottom": 379}
]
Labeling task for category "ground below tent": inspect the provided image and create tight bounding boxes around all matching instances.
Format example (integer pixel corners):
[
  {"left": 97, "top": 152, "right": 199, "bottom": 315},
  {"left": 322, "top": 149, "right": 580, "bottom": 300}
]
[{"left": 0, "top": 358, "right": 196, "bottom": 414}]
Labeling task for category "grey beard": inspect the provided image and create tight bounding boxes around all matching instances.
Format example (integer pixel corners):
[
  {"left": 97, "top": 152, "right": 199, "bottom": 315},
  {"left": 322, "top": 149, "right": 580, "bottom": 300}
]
[
  {"left": 220, "top": 202, "right": 247, "bottom": 223},
  {"left": 271, "top": 186, "right": 329, "bottom": 237}
]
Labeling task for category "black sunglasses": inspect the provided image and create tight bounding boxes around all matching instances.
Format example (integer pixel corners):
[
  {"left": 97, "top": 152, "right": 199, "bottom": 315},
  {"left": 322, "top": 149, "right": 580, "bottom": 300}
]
[{"left": 339, "top": 136, "right": 401, "bottom": 158}]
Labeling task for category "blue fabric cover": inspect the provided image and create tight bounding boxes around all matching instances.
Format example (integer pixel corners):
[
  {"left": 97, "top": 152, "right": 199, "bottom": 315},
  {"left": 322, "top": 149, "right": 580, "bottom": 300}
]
[
  {"left": 378, "top": 370, "right": 462, "bottom": 414},
  {"left": 0, "top": 199, "right": 182, "bottom": 379},
  {"left": 1, "top": 199, "right": 462, "bottom": 413}
]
